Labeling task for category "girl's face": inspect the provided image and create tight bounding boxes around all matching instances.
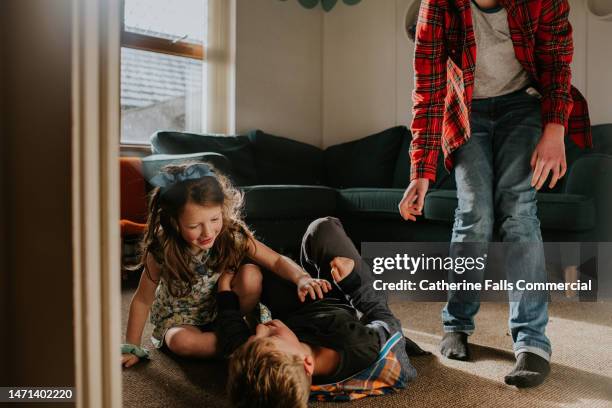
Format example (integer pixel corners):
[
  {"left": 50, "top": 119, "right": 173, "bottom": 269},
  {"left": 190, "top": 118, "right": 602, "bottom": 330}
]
[{"left": 178, "top": 201, "right": 223, "bottom": 251}]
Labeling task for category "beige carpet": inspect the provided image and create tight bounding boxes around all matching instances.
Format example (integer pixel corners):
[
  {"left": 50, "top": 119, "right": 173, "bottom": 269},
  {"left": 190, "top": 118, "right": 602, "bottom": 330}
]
[{"left": 122, "top": 287, "right": 612, "bottom": 407}]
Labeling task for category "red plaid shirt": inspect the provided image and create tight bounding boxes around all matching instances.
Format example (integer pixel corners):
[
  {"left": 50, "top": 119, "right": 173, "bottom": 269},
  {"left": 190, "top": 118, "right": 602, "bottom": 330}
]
[{"left": 410, "top": 0, "right": 592, "bottom": 182}]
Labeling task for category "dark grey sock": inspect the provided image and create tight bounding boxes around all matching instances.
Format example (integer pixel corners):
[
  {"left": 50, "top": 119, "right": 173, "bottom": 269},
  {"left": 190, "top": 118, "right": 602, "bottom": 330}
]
[
  {"left": 404, "top": 336, "right": 431, "bottom": 356},
  {"left": 504, "top": 352, "right": 550, "bottom": 388},
  {"left": 440, "top": 332, "right": 470, "bottom": 361}
]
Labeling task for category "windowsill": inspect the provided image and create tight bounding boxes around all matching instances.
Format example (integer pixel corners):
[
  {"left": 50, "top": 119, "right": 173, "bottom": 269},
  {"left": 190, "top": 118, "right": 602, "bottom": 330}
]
[{"left": 120, "top": 143, "right": 152, "bottom": 158}]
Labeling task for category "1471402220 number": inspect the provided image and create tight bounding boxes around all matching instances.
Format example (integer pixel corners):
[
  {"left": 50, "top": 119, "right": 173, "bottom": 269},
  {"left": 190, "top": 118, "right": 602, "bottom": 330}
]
[{"left": 1, "top": 387, "right": 74, "bottom": 402}]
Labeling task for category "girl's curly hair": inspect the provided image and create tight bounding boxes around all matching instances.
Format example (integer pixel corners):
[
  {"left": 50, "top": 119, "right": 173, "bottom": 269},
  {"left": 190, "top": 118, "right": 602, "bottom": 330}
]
[{"left": 138, "top": 162, "right": 254, "bottom": 297}]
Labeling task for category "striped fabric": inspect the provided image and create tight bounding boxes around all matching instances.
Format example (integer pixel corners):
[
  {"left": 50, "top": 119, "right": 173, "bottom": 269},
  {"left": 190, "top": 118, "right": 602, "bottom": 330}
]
[
  {"left": 410, "top": 0, "right": 592, "bottom": 182},
  {"left": 309, "top": 332, "right": 408, "bottom": 402}
]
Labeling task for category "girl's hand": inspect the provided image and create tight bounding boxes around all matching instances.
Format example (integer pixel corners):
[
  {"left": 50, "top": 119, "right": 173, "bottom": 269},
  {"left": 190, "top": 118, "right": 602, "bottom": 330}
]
[
  {"left": 122, "top": 353, "right": 140, "bottom": 368},
  {"left": 218, "top": 270, "right": 235, "bottom": 292},
  {"left": 296, "top": 275, "right": 332, "bottom": 302}
]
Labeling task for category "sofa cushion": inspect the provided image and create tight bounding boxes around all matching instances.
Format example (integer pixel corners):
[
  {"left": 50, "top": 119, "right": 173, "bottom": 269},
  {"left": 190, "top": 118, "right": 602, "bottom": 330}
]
[
  {"left": 324, "top": 127, "right": 404, "bottom": 189},
  {"left": 150, "top": 131, "right": 257, "bottom": 186},
  {"left": 391, "top": 130, "right": 412, "bottom": 189},
  {"left": 242, "top": 185, "right": 337, "bottom": 219},
  {"left": 424, "top": 190, "right": 596, "bottom": 232},
  {"left": 337, "top": 188, "right": 440, "bottom": 221},
  {"left": 338, "top": 188, "right": 404, "bottom": 220},
  {"left": 247, "top": 130, "right": 324, "bottom": 185},
  {"left": 565, "top": 154, "right": 612, "bottom": 241},
  {"left": 592, "top": 123, "right": 612, "bottom": 155}
]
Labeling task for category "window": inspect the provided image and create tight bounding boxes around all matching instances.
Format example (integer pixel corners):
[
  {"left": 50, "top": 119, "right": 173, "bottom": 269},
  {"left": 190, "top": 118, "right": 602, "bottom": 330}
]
[{"left": 121, "top": 0, "right": 208, "bottom": 145}]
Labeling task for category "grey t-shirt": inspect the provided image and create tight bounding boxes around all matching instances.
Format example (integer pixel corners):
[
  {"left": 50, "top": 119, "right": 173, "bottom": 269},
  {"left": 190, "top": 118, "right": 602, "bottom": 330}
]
[{"left": 471, "top": 1, "right": 532, "bottom": 99}]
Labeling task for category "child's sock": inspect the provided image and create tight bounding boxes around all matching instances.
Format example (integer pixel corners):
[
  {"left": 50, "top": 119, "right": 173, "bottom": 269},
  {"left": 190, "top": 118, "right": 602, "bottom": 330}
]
[
  {"left": 504, "top": 352, "right": 550, "bottom": 388},
  {"left": 404, "top": 336, "right": 431, "bottom": 356},
  {"left": 439, "top": 332, "right": 470, "bottom": 361}
]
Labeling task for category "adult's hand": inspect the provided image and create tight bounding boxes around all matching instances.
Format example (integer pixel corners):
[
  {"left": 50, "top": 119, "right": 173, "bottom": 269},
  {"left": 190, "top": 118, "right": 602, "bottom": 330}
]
[
  {"left": 296, "top": 275, "right": 332, "bottom": 302},
  {"left": 530, "top": 123, "right": 566, "bottom": 190},
  {"left": 399, "top": 178, "right": 430, "bottom": 221}
]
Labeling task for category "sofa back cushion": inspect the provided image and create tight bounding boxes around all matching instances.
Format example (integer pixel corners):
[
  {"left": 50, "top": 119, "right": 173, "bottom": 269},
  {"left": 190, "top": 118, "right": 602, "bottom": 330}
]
[
  {"left": 324, "top": 126, "right": 404, "bottom": 189},
  {"left": 592, "top": 123, "right": 612, "bottom": 155},
  {"left": 247, "top": 130, "right": 324, "bottom": 185},
  {"left": 539, "top": 136, "right": 588, "bottom": 193},
  {"left": 391, "top": 130, "right": 412, "bottom": 189},
  {"left": 150, "top": 131, "right": 257, "bottom": 186},
  {"left": 542, "top": 124, "right": 611, "bottom": 193}
]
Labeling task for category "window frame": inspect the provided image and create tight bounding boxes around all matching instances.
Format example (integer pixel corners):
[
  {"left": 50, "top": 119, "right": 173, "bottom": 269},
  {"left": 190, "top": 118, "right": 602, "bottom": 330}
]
[
  {"left": 120, "top": 0, "right": 205, "bottom": 60},
  {"left": 119, "top": 0, "right": 206, "bottom": 147}
]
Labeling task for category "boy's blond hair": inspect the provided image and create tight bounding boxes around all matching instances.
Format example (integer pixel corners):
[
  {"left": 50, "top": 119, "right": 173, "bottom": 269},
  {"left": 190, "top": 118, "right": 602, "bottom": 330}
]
[{"left": 227, "top": 337, "right": 311, "bottom": 408}]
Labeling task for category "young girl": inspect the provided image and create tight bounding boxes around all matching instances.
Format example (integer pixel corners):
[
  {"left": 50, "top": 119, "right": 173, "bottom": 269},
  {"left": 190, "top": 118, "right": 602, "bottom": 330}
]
[{"left": 121, "top": 162, "right": 331, "bottom": 368}]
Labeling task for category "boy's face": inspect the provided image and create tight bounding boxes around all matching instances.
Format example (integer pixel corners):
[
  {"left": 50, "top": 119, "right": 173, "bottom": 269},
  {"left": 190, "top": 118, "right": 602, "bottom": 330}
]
[{"left": 251, "top": 320, "right": 304, "bottom": 356}]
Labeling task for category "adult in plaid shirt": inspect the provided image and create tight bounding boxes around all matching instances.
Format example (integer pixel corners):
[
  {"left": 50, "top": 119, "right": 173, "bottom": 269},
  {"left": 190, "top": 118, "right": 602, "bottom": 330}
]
[{"left": 399, "top": 0, "right": 591, "bottom": 388}]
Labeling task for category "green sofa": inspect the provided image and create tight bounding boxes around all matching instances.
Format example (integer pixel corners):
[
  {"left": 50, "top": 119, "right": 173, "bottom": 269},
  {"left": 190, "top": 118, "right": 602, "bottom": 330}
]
[{"left": 146, "top": 124, "right": 612, "bottom": 258}]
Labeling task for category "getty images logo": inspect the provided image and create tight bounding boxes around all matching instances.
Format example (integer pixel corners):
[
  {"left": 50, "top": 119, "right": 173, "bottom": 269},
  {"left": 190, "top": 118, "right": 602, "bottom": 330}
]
[{"left": 371, "top": 253, "right": 488, "bottom": 275}]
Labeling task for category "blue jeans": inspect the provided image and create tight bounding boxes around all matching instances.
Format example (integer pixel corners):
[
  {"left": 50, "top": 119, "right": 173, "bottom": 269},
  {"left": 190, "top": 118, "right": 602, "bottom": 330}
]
[{"left": 441, "top": 88, "right": 552, "bottom": 361}]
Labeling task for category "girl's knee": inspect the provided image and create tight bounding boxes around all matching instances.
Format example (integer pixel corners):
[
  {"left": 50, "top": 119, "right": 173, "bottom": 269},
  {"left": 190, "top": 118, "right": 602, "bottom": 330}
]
[
  {"left": 232, "top": 263, "right": 263, "bottom": 293},
  {"left": 165, "top": 329, "right": 195, "bottom": 356},
  {"left": 165, "top": 328, "right": 217, "bottom": 357}
]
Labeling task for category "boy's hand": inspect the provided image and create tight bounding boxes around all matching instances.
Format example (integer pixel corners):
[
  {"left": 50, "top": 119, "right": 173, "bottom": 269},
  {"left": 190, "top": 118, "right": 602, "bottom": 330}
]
[
  {"left": 122, "top": 353, "right": 140, "bottom": 368},
  {"left": 297, "top": 275, "right": 332, "bottom": 302},
  {"left": 530, "top": 123, "right": 567, "bottom": 190},
  {"left": 330, "top": 257, "right": 356, "bottom": 282},
  {"left": 218, "top": 270, "right": 234, "bottom": 292},
  {"left": 399, "top": 178, "right": 430, "bottom": 221}
]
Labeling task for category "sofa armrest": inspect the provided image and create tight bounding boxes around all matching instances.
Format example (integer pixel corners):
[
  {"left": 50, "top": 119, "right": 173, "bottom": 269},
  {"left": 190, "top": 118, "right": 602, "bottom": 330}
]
[
  {"left": 565, "top": 154, "right": 612, "bottom": 241},
  {"left": 141, "top": 152, "right": 231, "bottom": 187}
]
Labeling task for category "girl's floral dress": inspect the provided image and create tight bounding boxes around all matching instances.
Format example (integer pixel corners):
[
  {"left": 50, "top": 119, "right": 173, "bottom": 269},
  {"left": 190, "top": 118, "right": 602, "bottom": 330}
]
[{"left": 148, "top": 242, "right": 271, "bottom": 348}]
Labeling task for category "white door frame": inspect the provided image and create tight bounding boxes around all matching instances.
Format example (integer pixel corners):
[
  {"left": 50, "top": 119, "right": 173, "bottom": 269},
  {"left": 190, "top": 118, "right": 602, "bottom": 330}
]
[{"left": 72, "top": 0, "right": 122, "bottom": 406}]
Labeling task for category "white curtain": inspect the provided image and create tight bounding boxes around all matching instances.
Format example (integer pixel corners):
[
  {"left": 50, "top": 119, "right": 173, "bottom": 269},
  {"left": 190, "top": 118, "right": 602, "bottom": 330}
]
[{"left": 205, "top": 0, "right": 236, "bottom": 134}]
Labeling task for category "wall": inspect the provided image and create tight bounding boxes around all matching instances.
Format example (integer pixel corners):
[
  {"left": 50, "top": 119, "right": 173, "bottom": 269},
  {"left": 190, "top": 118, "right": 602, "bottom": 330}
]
[
  {"left": 235, "top": 0, "right": 612, "bottom": 147},
  {"left": 321, "top": 0, "right": 612, "bottom": 144},
  {"left": 0, "top": 0, "right": 75, "bottom": 389},
  {"left": 577, "top": 0, "right": 612, "bottom": 124},
  {"left": 235, "top": 0, "right": 323, "bottom": 147},
  {"left": 322, "top": 0, "right": 404, "bottom": 147}
]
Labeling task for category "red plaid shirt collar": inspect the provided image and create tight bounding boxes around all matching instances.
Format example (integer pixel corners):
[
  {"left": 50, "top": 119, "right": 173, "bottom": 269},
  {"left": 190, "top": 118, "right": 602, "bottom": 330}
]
[{"left": 410, "top": 0, "right": 592, "bottom": 182}]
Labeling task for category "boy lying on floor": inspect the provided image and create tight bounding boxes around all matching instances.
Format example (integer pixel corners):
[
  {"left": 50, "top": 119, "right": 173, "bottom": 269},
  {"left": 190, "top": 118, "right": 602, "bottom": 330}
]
[{"left": 215, "top": 217, "right": 428, "bottom": 407}]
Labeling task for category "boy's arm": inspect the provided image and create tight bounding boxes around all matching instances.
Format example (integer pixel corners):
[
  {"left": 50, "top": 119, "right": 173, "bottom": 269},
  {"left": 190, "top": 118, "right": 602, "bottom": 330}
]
[
  {"left": 535, "top": 0, "right": 574, "bottom": 129},
  {"left": 530, "top": 0, "right": 575, "bottom": 190},
  {"left": 410, "top": 0, "right": 448, "bottom": 183},
  {"left": 215, "top": 273, "right": 252, "bottom": 357}
]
